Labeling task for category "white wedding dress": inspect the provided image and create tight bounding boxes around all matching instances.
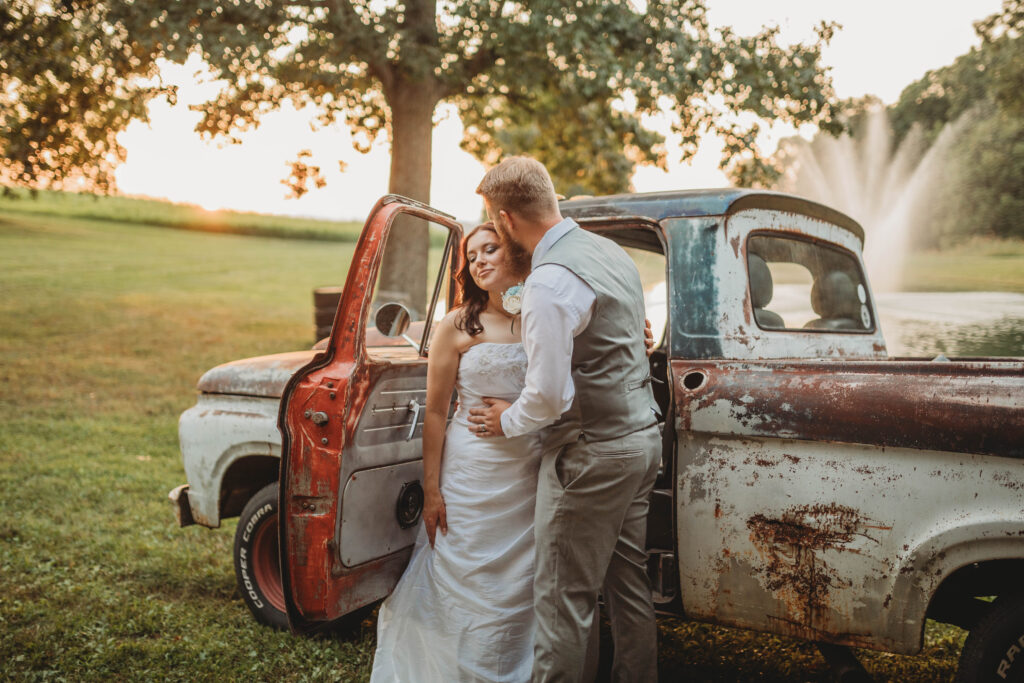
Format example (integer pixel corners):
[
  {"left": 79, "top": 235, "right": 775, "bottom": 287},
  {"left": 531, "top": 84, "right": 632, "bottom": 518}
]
[{"left": 370, "top": 342, "right": 542, "bottom": 683}]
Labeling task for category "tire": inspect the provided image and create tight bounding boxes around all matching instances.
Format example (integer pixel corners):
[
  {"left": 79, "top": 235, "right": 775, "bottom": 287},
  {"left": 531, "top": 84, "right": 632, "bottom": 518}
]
[
  {"left": 233, "top": 482, "right": 289, "bottom": 630},
  {"left": 955, "top": 595, "right": 1024, "bottom": 683}
]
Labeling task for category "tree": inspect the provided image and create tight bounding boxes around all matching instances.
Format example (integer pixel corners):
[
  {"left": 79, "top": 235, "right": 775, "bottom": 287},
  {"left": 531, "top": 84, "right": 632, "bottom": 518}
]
[
  {"left": 886, "top": 0, "right": 1021, "bottom": 146},
  {"left": 2, "top": 0, "right": 841, "bottom": 300},
  {"left": 886, "top": 0, "right": 1024, "bottom": 245},
  {"left": 0, "top": 0, "right": 171, "bottom": 195},
  {"left": 886, "top": 46, "right": 989, "bottom": 149},
  {"left": 975, "top": 0, "right": 1023, "bottom": 117},
  {"left": 770, "top": 0, "right": 1024, "bottom": 248}
]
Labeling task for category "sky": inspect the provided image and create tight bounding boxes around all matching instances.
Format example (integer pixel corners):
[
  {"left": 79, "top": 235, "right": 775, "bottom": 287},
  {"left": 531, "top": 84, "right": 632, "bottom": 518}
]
[{"left": 112, "top": 0, "right": 1005, "bottom": 222}]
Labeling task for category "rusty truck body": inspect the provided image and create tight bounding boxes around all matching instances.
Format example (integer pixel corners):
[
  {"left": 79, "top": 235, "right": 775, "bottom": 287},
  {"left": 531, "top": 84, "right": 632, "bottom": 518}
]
[{"left": 171, "top": 190, "right": 1024, "bottom": 681}]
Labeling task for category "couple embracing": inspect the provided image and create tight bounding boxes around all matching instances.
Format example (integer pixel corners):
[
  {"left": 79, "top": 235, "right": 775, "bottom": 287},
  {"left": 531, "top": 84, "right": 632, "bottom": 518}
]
[{"left": 371, "top": 156, "right": 662, "bottom": 683}]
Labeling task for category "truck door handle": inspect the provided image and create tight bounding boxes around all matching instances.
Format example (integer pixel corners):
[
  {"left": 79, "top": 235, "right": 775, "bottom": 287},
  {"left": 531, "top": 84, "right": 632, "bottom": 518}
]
[{"left": 405, "top": 399, "right": 424, "bottom": 441}]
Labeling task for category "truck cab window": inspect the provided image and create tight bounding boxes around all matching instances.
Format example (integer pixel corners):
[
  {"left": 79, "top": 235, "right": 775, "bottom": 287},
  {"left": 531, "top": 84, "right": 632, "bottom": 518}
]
[
  {"left": 747, "top": 234, "right": 873, "bottom": 333},
  {"left": 591, "top": 225, "right": 667, "bottom": 347}
]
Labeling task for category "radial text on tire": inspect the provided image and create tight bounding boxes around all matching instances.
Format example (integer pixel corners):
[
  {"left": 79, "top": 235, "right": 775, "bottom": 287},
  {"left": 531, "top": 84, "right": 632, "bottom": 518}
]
[{"left": 955, "top": 594, "right": 1024, "bottom": 683}]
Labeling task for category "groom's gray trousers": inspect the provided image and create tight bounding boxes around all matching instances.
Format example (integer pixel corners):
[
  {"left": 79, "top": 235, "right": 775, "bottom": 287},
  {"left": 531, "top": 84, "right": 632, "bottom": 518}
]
[{"left": 532, "top": 423, "right": 661, "bottom": 683}]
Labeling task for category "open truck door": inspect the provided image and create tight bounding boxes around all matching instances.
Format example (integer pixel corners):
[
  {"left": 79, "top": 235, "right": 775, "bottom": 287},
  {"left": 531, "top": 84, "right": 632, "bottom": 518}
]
[{"left": 277, "top": 196, "right": 462, "bottom": 633}]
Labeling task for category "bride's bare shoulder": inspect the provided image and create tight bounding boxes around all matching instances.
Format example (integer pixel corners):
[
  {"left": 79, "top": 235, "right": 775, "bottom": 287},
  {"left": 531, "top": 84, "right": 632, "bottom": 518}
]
[
  {"left": 436, "top": 308, "right": 475, "bottom": 352},
  {"left": 439, "top": 307, "right": 469, "bottom": 334}
]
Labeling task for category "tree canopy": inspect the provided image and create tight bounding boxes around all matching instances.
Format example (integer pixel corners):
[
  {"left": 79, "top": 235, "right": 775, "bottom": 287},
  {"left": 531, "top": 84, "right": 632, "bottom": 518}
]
[
  {"left": 2, "top": 0, "right": 841, "bottom": 198},
  {"left": 0, "top": 0, "right": 170, "bottom": 194},
  {"left": 770, "top": 0, "right": 1023, "bottom": 248},
  {"left": 886, "top": 0, "right": 1023, "bottom": 245},
  {"left": 2, "top": 0, "right": 843, "bottom": 299},
  {"left": 888, "top": 0, "right": 1022, "bottom": 149}
]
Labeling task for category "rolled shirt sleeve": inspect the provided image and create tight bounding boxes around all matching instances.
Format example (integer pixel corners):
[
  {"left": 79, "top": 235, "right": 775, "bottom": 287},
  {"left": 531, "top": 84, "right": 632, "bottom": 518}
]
[{"left": 500, "top": 263, "right": 594, "bottom": 437}]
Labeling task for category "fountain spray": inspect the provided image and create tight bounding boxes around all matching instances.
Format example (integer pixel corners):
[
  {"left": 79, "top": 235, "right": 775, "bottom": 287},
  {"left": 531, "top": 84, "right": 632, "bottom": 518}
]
[{"left": 775, "top": 107, "right": 970, "bottom": 291}]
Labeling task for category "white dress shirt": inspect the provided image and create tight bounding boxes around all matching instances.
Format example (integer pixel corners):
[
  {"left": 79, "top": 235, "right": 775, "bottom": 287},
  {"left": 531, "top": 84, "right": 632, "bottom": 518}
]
[{"left": 500, "top": 218, "right": 596, "bottom": 437}]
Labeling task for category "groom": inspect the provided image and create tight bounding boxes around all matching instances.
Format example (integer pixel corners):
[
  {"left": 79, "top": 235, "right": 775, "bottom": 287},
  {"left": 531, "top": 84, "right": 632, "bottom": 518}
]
[{"left": 469, "top": 156, "right": 661, "bottom": 682}]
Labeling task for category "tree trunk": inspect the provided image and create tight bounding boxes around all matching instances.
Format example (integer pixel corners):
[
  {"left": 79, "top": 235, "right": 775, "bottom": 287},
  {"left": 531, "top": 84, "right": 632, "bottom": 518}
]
[{"left": 376, "top": 80, "right": 441, "bottom": 317}]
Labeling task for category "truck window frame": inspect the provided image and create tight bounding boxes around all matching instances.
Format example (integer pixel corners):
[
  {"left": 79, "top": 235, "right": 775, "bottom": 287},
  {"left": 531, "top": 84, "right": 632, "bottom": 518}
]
[{"left": 746, "top": 230, "right": 876, "bottom": 335}]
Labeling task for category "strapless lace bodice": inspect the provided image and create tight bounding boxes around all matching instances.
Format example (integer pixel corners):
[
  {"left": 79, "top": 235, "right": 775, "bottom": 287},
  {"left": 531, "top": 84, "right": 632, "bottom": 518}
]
[{"left": 453, "top": 342, "right": 527, "bottom": 425}]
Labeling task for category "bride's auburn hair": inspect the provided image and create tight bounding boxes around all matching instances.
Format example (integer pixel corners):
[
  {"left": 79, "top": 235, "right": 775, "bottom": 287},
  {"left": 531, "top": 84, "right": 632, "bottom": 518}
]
[{"left": 455, "top": 222, "right": 531, "bottom": 337}]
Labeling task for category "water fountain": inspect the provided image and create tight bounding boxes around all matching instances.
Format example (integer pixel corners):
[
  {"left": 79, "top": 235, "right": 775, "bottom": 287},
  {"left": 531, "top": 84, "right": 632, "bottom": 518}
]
[
  {"left": 775, "top": 106, "right": 965, "bottom": 291},
  {"left": 773, "top": 108, "right": 1024, "bottom": 356}
]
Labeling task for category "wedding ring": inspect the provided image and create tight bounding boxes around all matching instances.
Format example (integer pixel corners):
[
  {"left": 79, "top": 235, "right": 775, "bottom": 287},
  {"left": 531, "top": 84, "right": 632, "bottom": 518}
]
[{"left": 478, "top": 425, "right": 486, "bottom": 433}]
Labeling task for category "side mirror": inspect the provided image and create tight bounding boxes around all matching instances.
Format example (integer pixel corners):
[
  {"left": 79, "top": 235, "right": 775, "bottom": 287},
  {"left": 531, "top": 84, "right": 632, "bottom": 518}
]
[
  {"left": 375, "top": 302, "right": 419, "bottom": 350},
  {"left": 375, "top": 302, "right": 411, "bottom": 337}
]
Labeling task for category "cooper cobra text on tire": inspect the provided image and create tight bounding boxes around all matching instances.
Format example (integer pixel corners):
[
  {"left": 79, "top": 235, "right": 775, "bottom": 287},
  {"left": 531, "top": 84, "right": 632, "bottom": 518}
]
[{"left": 233, "top": 482, "right": 288, "bottom": 630}]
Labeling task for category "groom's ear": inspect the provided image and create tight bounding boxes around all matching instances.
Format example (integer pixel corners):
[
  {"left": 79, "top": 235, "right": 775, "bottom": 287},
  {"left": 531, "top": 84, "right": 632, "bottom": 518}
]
[{"left": 500, "top": 208, "right": 521, "bottom": 234}]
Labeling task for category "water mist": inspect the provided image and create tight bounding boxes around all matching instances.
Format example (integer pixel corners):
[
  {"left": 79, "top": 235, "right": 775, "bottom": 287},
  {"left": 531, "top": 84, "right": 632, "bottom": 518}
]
[{"left": 775, "top": 108, "right": 967, "bottom": 291}]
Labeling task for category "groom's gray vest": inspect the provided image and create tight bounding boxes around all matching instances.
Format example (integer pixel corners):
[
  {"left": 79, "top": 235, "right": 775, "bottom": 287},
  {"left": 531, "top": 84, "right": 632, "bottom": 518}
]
[{"left": 535, "top": 226, "right": 658, "bottom": 447}]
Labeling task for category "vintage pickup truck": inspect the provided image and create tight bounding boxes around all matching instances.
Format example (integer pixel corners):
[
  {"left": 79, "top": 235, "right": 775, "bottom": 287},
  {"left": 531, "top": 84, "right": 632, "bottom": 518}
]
[{"left": 170, "top": 190, "right": 1024, "bottom": 681}]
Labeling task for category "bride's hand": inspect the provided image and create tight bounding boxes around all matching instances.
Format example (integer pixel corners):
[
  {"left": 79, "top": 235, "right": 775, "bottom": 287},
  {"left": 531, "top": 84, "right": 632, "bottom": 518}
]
[
  {"left": 423, "top": 486, "right": 447, "bottom": 547},
  {"left": 644, "top": 318, "right": 656, "bottom": 356}
]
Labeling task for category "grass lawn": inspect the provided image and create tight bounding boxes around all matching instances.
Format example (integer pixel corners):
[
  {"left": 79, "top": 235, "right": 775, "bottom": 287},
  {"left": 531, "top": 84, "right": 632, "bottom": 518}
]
[
  {"left": 0, "top": 186, "right": 365, "bottom": 242},
  {"left": 902, "top": 239, "right": 1024, "bottom": 293},
  {"left": 0, "top": 209, "right": 969, "bottom": 681}
]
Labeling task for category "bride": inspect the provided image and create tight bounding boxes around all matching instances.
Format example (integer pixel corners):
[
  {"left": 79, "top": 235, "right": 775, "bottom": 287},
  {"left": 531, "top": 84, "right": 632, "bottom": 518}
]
[{"left": 370, "top": 222, "right": 540, "bottom": 682}]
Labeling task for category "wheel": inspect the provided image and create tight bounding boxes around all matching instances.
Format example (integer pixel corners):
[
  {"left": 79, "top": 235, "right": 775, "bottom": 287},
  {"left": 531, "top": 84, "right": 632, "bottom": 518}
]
[
  {"left": 955, "top": 594, "right": 1024, "bottom": 683},
  {"left": 233, "top": 482, "right": 289, "bottom": 630}
]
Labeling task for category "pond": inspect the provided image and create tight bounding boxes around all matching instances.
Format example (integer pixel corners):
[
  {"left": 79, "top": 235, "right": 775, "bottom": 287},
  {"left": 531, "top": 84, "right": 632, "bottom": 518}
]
[{"left": 877, "top": 291, "right": 1024, "bottom": 358}]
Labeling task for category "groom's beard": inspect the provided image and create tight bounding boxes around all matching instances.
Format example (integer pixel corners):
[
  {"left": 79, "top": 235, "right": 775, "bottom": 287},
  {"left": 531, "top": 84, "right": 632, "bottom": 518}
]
[{"left": 493, "top": 213, "right": 526, "bottom": 252}]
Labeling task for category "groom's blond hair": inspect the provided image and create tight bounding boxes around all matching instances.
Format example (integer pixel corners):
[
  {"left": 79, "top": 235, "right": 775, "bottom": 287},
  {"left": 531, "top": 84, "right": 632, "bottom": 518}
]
[{"left": 476, "top": 156, "right": 559, "bottom": 220}]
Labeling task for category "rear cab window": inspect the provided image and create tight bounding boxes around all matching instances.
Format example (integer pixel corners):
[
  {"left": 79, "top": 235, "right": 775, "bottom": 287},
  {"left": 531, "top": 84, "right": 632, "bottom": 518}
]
[{"left": 747, "top": 234, "right": 874, "bottom": 333}]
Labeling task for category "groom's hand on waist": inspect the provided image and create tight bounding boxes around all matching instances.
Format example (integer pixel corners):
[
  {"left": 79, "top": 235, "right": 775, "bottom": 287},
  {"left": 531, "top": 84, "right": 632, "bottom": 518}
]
[{"left": 468, "top": 398, "right": 510, "bottom": 438}]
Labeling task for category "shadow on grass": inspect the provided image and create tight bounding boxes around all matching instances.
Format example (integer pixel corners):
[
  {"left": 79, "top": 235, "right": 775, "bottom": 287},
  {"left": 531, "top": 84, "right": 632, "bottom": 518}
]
[{"left": 585, "top": 614, "right": 963, "bottom": 682}]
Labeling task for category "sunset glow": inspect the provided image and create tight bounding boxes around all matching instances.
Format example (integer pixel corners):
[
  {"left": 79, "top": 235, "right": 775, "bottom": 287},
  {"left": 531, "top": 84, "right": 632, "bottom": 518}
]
[{"left": 113, "top": 1, "right": 1003, "bottom": 222}]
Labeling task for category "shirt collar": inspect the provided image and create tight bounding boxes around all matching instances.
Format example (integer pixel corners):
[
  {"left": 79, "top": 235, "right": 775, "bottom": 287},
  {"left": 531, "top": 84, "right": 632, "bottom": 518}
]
[{"left": 531, "top": 217, "right": 578, "bottom": 270}]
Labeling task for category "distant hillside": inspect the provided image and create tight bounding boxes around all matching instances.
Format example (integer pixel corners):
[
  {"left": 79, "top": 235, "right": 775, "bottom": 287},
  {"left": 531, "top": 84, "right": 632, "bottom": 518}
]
[{"left": 0, "top": 187, "right": 364, "bottom": 242}]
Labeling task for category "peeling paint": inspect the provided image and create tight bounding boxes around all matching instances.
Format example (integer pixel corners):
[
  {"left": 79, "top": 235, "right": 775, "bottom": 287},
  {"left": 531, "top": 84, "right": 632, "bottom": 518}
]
[
  {"left": 198, "top": 351, "right": 318, "bottom": 398},
  {"left": 276, "top": 197, "right": 462, "bottom": 632},
  {"left": 746, "top": 504, "right": 885, "bottom": 632},
  {"left": 673, "top": 358, "right": 1024, "bottom": 458}
]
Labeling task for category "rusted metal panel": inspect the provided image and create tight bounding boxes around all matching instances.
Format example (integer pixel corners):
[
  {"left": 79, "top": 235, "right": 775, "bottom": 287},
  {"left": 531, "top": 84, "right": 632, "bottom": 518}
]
[
  {"left": 167, "top": 484, "right": 195, "bottom": 527},
  {"left": 279, "top": 358, "right": 430, "bottom": 622},
  {"left": 277, "top": 195, "right": 462, "bottom": 633},
  {"left": 745, "top": 503, "right": 892, "bottom": 640},
  {"left": 664, "top": 216, "right": 724, "bottom": 359},
  {"left": 197, "top": 351, "right": 318, "bottom": 398},
  {"left": 672, "top": 358, "right": 1024, "bottom": 458},
  {"left": 177, "top": 394, "right": 283, "bottom": 528},
  {"left": 663, "top": 210, "right": 887, "bottom": 362},
  {"left": 675, "top": 432, "right": 1024, "bottom": 654},
  {"left": 561, "top": 188, "right": 865, "bottom": 243}
]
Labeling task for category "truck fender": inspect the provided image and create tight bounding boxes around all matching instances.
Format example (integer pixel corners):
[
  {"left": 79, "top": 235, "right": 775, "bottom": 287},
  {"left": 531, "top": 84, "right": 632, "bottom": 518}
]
[{"left": 888, "top": 521, "right": 1024, "bottom": 651}]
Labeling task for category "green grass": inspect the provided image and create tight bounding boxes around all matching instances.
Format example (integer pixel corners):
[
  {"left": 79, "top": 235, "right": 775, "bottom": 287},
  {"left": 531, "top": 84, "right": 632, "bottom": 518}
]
[
  {"left": 0, "top": 211, "right": 370, "bottom": 681},
  {"left": 0, "top": 186, "right": 365, "bottom": 241},
  {"left": 902, "top": 238, "right": 1024, "bottom": 293},
  {"left": 0, "top": 209, "right": 971, "bottom": 681}
]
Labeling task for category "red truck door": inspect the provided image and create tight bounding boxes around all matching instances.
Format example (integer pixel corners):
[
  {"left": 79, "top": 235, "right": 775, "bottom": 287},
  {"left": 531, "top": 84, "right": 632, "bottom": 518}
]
[{"left": 277, "top": 195, "right": 462, "bottom": 632}]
